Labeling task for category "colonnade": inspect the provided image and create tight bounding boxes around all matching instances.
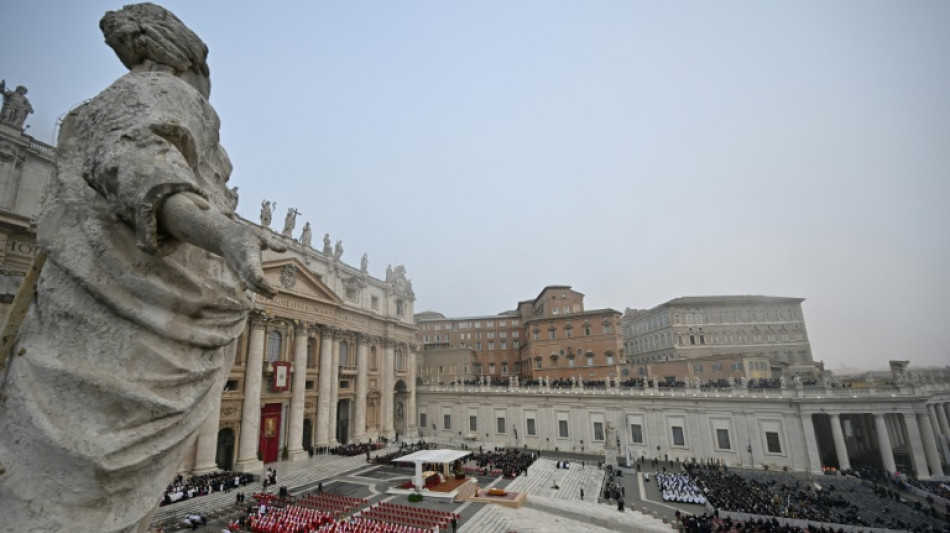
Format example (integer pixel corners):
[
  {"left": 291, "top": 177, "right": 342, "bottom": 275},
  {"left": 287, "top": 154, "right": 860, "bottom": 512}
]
[
  {"left": 185, "top": 312, "right": 415, "bottom": 474},
  {"left": 808, "top": 402, "right": 950, "bottom": 480}
]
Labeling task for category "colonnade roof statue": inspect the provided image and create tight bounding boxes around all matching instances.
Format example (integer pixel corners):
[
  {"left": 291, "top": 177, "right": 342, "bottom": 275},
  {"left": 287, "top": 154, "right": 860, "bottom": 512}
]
[{"left": 0, "top": 3, "right": 283, "bottom": 531}]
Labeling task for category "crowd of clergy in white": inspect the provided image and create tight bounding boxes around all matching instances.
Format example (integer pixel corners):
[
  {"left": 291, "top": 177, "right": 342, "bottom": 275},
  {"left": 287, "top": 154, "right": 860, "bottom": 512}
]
[{"left": 656, "top": 471, "right": 708, "bottom": 505}]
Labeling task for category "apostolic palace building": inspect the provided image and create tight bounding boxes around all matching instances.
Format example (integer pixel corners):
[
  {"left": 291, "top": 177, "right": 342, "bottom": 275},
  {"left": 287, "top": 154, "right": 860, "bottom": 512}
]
[{"left": 2, "top": 90, "right": 950, "bottom": 483}]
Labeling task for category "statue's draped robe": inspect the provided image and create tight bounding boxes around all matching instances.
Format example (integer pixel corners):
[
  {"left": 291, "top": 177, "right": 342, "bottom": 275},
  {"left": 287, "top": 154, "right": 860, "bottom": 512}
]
[{"left": 0, "top": 71, "right": 251, "bottom": 532}]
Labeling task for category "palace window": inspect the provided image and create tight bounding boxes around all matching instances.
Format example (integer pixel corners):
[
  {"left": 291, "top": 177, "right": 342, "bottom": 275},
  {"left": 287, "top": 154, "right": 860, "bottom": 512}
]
[
  {"left": 766, "top": 431, "right": 782, "bottom": 453},
  {"left": 716, "top": 429, "right": 731, "bottom": 450},
  {"left": 526, "top": 418, "right": 536, "bottom": 436},
  {"left": 594, "top": 422, "right": 604, "bottom": 441},
  {"left": 631, "top": 424, "right": 643, "bottom": 444},
  {"left": 443, "top": 414, "right": 451, "bottom": 430},
  {"left": 266, "top": 331, "right": 282, "bottom": 362},
  {"left": 470, "top": 416, "right": 477, "bottom": 432},
  {"left": 671, "top": 426, "right": 685, "bottom": 446},
  {"left": 558, "top": 420, "right": 569, "bottom": 438}
]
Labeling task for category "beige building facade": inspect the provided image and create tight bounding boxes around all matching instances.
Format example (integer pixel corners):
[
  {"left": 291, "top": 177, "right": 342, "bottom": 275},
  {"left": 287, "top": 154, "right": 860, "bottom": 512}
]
[
  {"left": 180, "top": 226, "right": 419, "bottom": 473},
  {"left": 416, "top": 286, "right": 623, "bottom": 384},
  {"left": 0, "top": 111, "right": 55, "bottom": 321},
  {"left": 623, "top": 296, "right": 814, "bottom": 369},
  {"left": 417, "top": 373, "right": 950, "bottom": 480}
]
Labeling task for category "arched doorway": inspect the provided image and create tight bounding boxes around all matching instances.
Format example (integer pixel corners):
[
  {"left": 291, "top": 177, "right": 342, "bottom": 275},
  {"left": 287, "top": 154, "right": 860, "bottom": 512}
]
[
  {"left": 336, "top": 399, "right": 351, "bottom": 445},
  {"left": 303, "top": 418, "right": 313, "bottom": 452},
  {"left": 216, "top": 428, "right": 235, "bottom": 470},
  {"left": 394, "top": 380, "right": 409, "bottom": 438}
]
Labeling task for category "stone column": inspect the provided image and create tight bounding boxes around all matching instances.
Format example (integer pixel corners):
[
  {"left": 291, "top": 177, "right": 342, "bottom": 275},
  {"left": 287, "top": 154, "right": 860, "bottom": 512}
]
[
  {"left": 234, "top": 314, "right": 265, "bottom": 472},
  {"left": 874, "top": 413, "right": 897, "bottom": 473},
  {"left": 287, "top": 323, "right": 310, "bottom": 461},
  {"left": 192, "top": 343, "right": 240, "bottom": 474},
  {"left": 193, "top": 370, "right": 229, "bottom": 474},
  {"left": 407, "top": 347, "right": 417, "bottom": 435},
  {"left": 927, "top": 404, "right": 942, "bottom": 439},
  {"left": 353, "top": 334, "right": 369, "bottom": 442},
  {"left": 329, "top": 334, "right": 341, "bottom": 445},
  {"left": 829, "top": 413, "right": 851, "bottom": 472},
  {"left": 800, "top": 412, "right": 823, "bottom": 474},
  {"left": 381, "top": 340, "right": 395, "bottom": 438},
  {"left": 917, "top": 411, "right": 943, "bottom": 478},
  {"left": 315, "top": 326, "right": 334, "bottom": 448},
  {"left": 902, "top": 412, "right": 930, "bottom": 479},
  {"left": 937, "top": 402, "right": 950, "bottom": 437}
]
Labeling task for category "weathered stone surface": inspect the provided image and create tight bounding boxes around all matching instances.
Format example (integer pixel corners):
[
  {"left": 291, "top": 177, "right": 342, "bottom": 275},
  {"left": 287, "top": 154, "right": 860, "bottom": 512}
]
[{"left": 0, "top": 4, "right": 280, "bottom": 532}]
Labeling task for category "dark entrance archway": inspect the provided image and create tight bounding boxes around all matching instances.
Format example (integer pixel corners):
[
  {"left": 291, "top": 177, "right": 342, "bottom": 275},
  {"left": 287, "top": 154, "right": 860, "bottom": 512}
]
[
  {"left": 394, "top": 380, "right": 409, "bottom": 438},
  {"left": 303, "top": 418, "right": 313, "bottom": 452},
  {"left": 216, "top": 428, "right": 235, "bottom": 470},
  {"left": 336, "top": 399, "right": 351, "bottom": 445}
]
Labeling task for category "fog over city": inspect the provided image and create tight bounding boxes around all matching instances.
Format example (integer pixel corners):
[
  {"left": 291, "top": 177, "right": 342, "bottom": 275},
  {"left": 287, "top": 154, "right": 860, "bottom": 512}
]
[{"left": 4, "top": 1, "right": 948, "bottom": 370}]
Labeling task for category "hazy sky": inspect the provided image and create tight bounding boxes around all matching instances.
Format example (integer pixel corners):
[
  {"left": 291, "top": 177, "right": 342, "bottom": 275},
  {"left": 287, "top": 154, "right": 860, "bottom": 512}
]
[{"left": 4, "top": 1, "right": 948, "bottom": 370}]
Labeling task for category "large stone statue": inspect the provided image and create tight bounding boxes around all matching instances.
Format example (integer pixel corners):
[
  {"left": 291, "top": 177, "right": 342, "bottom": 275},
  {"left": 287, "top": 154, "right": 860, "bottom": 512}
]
[
  {"left": 282, "top": 207, "right": 300, "bottom": 237},
  {"left": 323, "top": 232, "right": 332, "bottom": 255},
  {"left": 300, "top": 221, "right": 312, "bottom": 247},
  {"left": 361, "top": 253, "right": 368, "bottom": 274},
  {"left": 333, "top": 239, "right": 344, "bottom": 260},
  {"left": 0, "top": 80, "right": 34, "bottom": 129},
  {"left": 0, "top": 5, "right": 283, "bottom": 532}
]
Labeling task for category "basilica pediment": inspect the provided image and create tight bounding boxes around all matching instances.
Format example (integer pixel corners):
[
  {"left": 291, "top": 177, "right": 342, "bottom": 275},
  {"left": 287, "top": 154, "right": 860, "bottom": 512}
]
[{"left": 261, "top": 258, "right": 343, "bottom": 305}]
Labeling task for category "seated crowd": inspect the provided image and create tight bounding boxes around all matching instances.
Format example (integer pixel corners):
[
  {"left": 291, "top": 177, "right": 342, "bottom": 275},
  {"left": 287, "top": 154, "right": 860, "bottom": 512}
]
[
  {"left": 161, "top": 470, "right": 254, "bottom": 506},
  {"left": 656, "top": 471, "right": 707, "bottom": 505},
  {"left": 369, "top": 440, "right": 433, "bottom": 466},
  {"left": 328, "top": 443, "right": 384, "bottom": 457},
  {"left": 684, "top": 464, "right": 948, "bottom": 532},
  {"left": 465, "top": 447, "right": 537, "bottom": 478}
]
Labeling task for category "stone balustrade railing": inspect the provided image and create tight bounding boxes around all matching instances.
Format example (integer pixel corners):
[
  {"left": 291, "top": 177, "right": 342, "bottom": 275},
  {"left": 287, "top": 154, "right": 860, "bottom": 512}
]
[
  {"left": 29, "top": 138, "right": 56, "bottom": 158},
  {"left": 417, "top": 381, "right": 950, "bottom": 399}
]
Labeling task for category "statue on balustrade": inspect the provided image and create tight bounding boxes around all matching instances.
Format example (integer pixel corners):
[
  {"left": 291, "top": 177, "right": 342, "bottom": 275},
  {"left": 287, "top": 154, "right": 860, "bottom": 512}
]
[
  {"left": 260, "top": 199, "right": 274, "bottom": 227},
  {"left": 0, "top": 5, "right": 283, "bottom": 532},
  {"left": 0, "top": 80, "right": 33, "bottom": 129},
  {"left": 282, "top": 207, "right": 300, "bottom": 237}
]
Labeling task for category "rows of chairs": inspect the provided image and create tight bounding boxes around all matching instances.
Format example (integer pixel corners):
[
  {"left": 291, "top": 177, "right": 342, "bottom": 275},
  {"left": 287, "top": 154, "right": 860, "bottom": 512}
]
[
  {"left": 313, "top": 517, "right": 432, "bottom": 532},
  {"left": 297, "top": 492, "right": 368, "bottom": 518},
  {"left": 245, "top": 504, "right": 335, "bottom": 533},
  {"left": 360, "top": 502, "right": 459, "bottom": 530}
]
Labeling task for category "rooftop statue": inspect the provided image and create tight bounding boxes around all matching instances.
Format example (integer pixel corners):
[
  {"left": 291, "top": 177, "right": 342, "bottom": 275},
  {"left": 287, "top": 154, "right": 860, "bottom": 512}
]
[
  {"left": 261, "top": 199, "right": 274, "bottom": 227},
  {"left": 0, "top": 79, "right": 34, "bottom": 129},
  {"left": 0, "top": 4, "right": 283, "bottom": 531},
  {"left": 300, "top": 221, "right": 312, "bottom": 247},
  {"left": 282, "top": 207, "right": 300, "bottom": 237}
]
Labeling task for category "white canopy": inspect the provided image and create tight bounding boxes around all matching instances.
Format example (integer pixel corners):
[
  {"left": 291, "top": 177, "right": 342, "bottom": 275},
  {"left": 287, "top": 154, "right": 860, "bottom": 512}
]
[{"left": 392, "top": 449, "right": 471, "bottom": 464}]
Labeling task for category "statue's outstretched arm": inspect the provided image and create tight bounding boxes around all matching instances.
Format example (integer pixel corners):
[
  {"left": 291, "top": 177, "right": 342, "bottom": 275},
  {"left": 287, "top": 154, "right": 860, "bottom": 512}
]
[{"left": 159, "top": 192, "right": 285, "bottom": 297}]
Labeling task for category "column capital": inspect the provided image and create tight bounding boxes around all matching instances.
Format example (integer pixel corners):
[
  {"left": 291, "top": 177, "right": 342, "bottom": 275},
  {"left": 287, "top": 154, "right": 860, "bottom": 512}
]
[
  {"left": 356, "top": 333, "right": 373, "bottom": 345},
  {"left": 381, "top": 337, "right": 396, "bottom": 348},
  {"left": 249, "top": 311, "right": 268, "bottom": 330},
  {"left": 294, "top": 320, "right": 310, "bottom": 335}
]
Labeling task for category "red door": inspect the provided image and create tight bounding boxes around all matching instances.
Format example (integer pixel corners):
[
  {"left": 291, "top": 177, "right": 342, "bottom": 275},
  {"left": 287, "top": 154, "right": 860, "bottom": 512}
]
[{"left": 259, "top": 403, "right": 282, "bottom": 464}]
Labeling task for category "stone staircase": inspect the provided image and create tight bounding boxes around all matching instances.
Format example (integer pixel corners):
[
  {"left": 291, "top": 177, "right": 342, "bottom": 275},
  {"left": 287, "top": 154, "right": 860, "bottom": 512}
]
[
  {"left": 454, "top": 479, "right": 479, "bottom": 502},
  {"left": 505, "top": 457, "right": 603, "bottom": 501},
  {"left": 459, "top": 503, "right": 509, "bottom": 533}
]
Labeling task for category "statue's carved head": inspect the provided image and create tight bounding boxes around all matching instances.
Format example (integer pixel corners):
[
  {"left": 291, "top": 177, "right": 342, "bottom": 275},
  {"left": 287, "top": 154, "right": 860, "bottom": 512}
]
[{"left": 100, "top": 3, "right": 211, "bottom": 97}]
